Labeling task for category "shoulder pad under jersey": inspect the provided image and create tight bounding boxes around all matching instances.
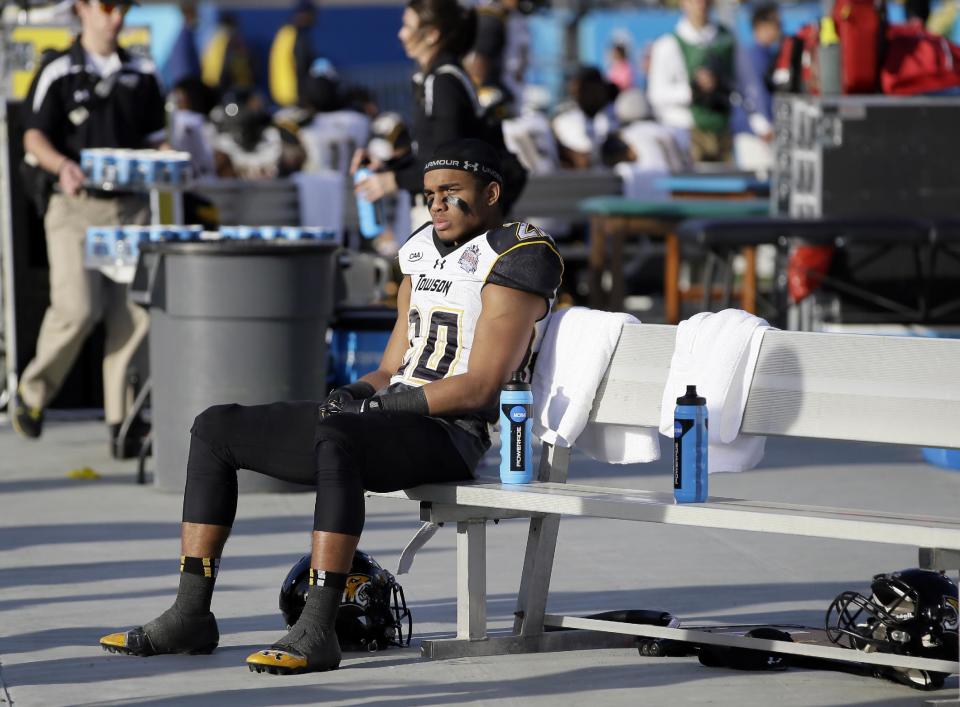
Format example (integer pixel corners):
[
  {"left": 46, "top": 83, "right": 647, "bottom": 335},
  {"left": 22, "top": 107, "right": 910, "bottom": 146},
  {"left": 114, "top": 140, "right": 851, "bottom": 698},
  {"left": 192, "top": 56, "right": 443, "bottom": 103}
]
[{"left": 485, "top": 222, "right": 563, "bottom": 300}]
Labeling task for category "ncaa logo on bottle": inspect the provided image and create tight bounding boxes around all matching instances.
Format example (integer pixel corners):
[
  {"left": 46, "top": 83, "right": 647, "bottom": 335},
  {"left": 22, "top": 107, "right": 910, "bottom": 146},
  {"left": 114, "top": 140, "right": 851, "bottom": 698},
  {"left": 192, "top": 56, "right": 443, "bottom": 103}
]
[
  {"left": 673, "top": 422, "right": 682, "bottom": 437},
  {"left": 509, "top": 406, "right": 527, "bottom": 423}
]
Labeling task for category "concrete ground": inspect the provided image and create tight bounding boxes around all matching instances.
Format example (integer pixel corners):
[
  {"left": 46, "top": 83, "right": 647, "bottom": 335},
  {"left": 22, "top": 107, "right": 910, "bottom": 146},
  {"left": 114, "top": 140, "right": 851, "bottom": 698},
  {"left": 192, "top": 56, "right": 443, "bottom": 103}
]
[{"left": 0, "top": 415, "right": 958, "bottom": 707}]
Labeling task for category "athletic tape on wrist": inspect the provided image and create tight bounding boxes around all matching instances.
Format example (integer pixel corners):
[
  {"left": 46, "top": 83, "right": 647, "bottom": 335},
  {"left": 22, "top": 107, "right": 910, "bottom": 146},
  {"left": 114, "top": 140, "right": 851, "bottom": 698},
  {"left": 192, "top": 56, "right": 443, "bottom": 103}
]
[{"left": 374, "top": 387, "right": 429, "bottom": 415}]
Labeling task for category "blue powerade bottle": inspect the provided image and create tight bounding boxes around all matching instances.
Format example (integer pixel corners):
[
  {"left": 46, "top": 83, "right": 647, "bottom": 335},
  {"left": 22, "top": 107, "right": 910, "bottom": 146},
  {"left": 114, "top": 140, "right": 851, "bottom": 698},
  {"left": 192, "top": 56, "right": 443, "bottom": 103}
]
[
  {"left": 353, "top": 167, "right": 385, "bottom": 239},
  {"left": 500, "top": 372, "right": 534, "bottom": 484},
  {"left": 674, "top": 385, "right": 708, "bottom": 503}
]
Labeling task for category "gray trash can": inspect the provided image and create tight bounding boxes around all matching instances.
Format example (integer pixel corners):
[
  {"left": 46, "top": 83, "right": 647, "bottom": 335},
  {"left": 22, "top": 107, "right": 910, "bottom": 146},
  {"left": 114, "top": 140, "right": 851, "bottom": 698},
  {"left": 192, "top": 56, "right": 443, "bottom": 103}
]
[{"left": 131, "top": 240, "right": 338, "bottom": 493}]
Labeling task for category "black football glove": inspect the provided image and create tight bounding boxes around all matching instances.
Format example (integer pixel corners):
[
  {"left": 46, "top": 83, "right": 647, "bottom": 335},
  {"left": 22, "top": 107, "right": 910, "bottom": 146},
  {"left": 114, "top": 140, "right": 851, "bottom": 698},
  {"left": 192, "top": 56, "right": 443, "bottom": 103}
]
[
  {"left": 318, "top": 381, "right": 376, "bottom": 418},
  {"left": 318, "top": 386, "right": 428, "bottom": 419},
  {"left": 319, "top": 395, "right": 383, "bottom": 418}
]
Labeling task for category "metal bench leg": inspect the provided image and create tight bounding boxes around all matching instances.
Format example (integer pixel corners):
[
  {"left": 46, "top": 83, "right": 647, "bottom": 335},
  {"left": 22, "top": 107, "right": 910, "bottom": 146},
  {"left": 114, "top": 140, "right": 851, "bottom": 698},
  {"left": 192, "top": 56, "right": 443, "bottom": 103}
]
[
  {"left": 513, "top": 443, "right": 569, "bottom": 636},
  {"left": 420, "top": 444, "right": 633, "bottom": 659},
  {"left": 514, "top": 514, "right": 561, "bottom": 636},
  {"left": 456, "top": 519, "right": 486, "bottom": 641}
]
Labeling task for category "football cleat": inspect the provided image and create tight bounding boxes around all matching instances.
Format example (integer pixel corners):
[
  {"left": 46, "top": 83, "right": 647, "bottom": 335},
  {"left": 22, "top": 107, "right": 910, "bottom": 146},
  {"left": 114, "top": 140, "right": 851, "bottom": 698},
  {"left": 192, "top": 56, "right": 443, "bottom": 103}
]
[
  {"left": 99, "top": 626, "right": 217, "bottom": 657},
  {"left": 246, "top": 647, "right": 340, "bottom": 675},
  {"left": 100, "top": 628, "right": 154, "bottom": 656}
]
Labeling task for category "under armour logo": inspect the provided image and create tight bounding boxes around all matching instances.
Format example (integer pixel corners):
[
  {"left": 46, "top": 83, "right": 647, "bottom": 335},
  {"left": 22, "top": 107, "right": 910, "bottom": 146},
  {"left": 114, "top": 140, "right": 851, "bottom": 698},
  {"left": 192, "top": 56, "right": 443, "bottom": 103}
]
[
  {"left": 463, "top": 161, "right": 479, "bottom": 172},
  {"left": 434, "top": 259, "right": 446, "bottom": 269}
]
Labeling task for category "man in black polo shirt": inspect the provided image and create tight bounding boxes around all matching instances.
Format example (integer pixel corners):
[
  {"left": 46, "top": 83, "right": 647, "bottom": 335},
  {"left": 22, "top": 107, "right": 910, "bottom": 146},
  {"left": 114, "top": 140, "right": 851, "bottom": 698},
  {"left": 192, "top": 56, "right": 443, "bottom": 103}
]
[{"left": 12, "top": 0, "right": 166, "bottom": 455}]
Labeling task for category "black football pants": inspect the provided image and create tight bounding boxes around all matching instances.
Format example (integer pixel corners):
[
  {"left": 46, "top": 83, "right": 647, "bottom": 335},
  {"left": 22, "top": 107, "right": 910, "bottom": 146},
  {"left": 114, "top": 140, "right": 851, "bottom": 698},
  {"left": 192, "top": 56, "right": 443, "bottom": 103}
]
[{"left": 182, "top": 401, "right": 474, "bottom": 536}]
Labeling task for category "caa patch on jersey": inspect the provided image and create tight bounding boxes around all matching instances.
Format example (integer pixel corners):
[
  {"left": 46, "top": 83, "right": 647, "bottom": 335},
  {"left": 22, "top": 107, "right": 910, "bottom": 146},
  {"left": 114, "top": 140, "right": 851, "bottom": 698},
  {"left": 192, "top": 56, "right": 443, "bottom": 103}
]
[{"left": 391, "top": 222, "right": 563, "bottom": 386}]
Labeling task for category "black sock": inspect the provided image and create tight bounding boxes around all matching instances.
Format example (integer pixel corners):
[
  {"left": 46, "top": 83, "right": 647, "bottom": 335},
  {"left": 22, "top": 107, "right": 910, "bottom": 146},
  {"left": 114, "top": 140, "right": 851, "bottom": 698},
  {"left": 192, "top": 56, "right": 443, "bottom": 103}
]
[
  {"left": 175, "top": 555, "right": 218, "bottom": 614},
  {"left": 301, "top": 570, "right": 347, "bottom": 632},
  {"left": 140, "top": 556, "right": 220, "bottom": 653},
  {"left": 271, "top": 569, "right": 346, "bottom": 664}
]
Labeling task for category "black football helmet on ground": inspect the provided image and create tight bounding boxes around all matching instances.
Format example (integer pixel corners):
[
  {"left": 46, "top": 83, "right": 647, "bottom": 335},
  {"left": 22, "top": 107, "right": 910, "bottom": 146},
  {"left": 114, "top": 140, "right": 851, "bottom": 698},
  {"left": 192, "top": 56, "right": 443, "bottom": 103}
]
[
  {"left": 826, "top": 568, "right": 959, "bottom": 689},
  {"left": 280, "top": 550, "right": 412, "bottom": 652}
]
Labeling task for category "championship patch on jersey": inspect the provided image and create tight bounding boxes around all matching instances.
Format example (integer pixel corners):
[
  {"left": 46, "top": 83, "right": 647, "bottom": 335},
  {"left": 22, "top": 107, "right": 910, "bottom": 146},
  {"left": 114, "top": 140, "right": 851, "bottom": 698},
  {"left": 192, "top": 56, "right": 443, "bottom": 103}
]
[{"left": 458, "top": 244, "right": 481, "bottom": 274}]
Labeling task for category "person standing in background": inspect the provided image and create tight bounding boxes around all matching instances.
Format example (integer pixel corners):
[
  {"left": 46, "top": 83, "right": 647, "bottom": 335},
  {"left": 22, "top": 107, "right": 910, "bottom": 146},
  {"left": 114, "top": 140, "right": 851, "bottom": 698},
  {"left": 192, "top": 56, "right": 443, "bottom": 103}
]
[
  {"left": 12, "top": 0, "right": 166, "bottom": 457},
  {"left": 731, "top": 3, "right": 781, "bottom": 172},
  {"left": 647, "top": 0, "right": 735, "bottom": 162},
  {"left": 201, "top": 12, "right": 256, "bottom": 96},
  {"left": 354, "top": 0, "right": 526, "bottom": 219},
  {"left": 169, "top": 77, "right": 219, "bottom": 179},
  {"left": 164, "top": 1, "right": 202, "bottom": 88},
  {"left": 607, "top": 42, "right": 634, "bottom": 91},
  {"left": 269, "top": 0, "right": 317, "bottom": 108},
  {"left": 464, "top": 0, "right": 527, "bottom": 110}
]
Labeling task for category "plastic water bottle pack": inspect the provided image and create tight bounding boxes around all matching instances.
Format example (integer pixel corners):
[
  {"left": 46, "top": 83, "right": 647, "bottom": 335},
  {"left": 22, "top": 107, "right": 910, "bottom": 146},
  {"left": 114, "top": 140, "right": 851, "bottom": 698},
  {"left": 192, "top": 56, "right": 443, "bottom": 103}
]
[
  {"left": 86, "top": 224, "right": 338, "bottom": 269},
  {"left": 79, "top": 148, "right": 193, "bottom": 189},
  {"left": 85, "top": 224, "right": 204, "bottom": 267},
  {"left": 218, "top": 226, "right": 337, "bottom": 241}
]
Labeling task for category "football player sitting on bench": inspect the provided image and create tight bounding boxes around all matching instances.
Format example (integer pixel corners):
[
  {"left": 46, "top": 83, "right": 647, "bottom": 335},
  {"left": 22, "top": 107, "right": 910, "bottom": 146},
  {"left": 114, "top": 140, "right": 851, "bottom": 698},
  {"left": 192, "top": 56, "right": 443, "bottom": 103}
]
[{"left": 99, "top": 138, "right": 564, "bottom": 675}]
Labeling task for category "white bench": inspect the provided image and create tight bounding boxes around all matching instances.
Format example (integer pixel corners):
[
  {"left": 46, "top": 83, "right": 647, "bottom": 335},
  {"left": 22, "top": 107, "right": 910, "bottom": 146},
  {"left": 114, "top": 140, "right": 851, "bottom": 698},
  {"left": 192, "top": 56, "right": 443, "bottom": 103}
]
[{"left": 373, "top": 324, "right": 960, "bottom": 676}]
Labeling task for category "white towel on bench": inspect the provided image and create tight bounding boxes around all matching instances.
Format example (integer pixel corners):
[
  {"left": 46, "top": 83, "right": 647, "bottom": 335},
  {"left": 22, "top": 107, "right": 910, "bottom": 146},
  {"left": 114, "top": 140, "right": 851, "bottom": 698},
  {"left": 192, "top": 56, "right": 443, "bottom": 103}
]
[
  {"left": 658, "top": 309, "right": 771, "bottom": 472},
  {"left": 533, "top": 307, "right": 661, "bottom": 463}
]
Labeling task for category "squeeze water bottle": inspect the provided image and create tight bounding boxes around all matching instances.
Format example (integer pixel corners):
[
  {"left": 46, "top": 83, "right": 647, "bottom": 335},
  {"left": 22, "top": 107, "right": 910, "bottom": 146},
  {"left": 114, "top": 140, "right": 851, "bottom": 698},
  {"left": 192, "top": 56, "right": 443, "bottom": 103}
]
[
  {"left": 499, "top": 372, "right": 534, "bottom": 484},
  {"left": 353, "top": 166, "right": 385, "bottom": 239},
  {"left": 673, "top": 385, "right": 708, "bottom": 503}
]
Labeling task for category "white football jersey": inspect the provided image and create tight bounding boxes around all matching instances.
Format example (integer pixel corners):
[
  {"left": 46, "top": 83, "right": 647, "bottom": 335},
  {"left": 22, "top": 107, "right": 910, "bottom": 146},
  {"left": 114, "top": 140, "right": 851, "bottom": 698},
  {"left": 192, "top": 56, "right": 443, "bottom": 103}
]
[{"left": 390, "top": 221, "right": 563, "bottom": 392}]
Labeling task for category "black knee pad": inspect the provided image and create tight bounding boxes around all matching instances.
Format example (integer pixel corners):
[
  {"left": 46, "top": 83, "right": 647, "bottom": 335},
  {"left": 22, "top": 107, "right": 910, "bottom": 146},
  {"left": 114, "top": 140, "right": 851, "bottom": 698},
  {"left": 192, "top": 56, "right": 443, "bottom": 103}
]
[
  {"left": 313, "top": 437, "right": 357, "bottom": 487},
  {"left": 190, "top": 404, "right": 240, "bottom": 443},
  {"left": 184, "top": 406, "right": 241, "bottom": 528},
  {"left": 183, "top": 429, "right": 239, "bottom": 527}
]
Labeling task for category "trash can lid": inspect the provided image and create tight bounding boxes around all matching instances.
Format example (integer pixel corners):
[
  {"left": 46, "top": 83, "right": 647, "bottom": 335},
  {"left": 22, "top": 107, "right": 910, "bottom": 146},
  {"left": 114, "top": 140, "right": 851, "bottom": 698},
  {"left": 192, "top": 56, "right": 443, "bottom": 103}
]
[{"left": 140, "top": 240, "right": 340, "bottom": 256}]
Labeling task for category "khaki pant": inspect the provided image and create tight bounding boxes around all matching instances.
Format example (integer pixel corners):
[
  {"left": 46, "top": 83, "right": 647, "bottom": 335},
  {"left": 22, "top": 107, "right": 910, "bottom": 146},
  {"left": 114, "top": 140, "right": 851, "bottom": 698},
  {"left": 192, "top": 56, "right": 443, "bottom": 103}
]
[
  {"left": 19, "top": 192, "right": 150, "bottom": 425},
  {"left": 690, "top": 127, "right": 734, "bottom": 164}
]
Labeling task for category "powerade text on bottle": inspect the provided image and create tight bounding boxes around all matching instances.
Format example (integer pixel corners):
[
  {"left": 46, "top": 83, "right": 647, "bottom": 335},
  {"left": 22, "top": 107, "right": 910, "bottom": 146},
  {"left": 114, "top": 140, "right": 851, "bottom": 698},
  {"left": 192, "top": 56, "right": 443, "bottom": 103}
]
[
  {"left": 673, "top": 385, "right": 708, "bottom": 503},
  {"left": 500, "top": 372, "right": 533, "bottom": 484},
  {"left": 353, "top": 167, "right": 385, "bottom": 239}
]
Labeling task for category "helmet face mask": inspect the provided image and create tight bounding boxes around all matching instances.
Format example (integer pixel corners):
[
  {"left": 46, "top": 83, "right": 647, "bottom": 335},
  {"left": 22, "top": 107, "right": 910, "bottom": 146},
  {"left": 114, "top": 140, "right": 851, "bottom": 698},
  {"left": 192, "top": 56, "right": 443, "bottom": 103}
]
[
  {"left": 280, "top": 550, "right": 413, "bottom": 652},
  {"left": 825, "top": 568, "right": 959, "bottom": 690}
]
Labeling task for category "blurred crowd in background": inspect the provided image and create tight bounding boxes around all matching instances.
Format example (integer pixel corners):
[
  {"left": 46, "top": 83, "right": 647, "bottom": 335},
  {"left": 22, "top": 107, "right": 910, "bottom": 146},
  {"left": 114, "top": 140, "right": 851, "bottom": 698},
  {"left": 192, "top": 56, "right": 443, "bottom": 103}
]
[
  {"left": 159, "top": 0, "right": 785, "bottom": 184},
  {"left": 10, "top": 0, "right": 960, "bottom": 239}
]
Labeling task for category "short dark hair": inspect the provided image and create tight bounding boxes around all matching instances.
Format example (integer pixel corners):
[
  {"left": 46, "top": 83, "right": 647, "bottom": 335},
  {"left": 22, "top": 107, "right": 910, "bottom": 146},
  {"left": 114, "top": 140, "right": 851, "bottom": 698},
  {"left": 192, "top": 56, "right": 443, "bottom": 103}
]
[
  {"left": 406, "top": 0, "right": 478, "bottom": 58},
  {"left": 905, "top": 0, "right": 930, "bottom": 22},
  {"left": 751, "top": 3, "right": 779, "bottom": 28}
]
